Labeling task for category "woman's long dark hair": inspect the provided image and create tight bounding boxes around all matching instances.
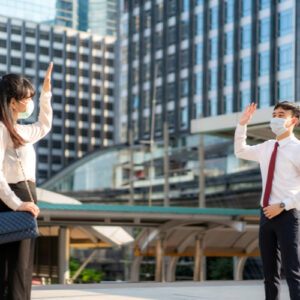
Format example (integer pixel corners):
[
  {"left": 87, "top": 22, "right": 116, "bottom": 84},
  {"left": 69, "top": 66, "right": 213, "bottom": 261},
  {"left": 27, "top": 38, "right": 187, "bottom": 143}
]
[{"left": 0, "top": 74, "right": 35, "bottom": 148}]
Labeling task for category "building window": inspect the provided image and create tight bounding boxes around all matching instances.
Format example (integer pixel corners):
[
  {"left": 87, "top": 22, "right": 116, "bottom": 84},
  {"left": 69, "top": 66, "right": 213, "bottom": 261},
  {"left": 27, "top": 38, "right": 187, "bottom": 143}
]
[
  {"left": 260, "top": 0, "right": 270, "bottom": 10},
  {"left": 195, "top": 13, "right": 203, "bottom": 36},
  {"left": 181, "top": 20, "right": 189, "bottom": 40},
  {"left": 210, "top": 68, "right": 218, "bottom": 91},
  {"left": 242, "top": 0, "right": 252, "bottom": 17},
  {"left": 225, "top": 0, "right": 234, "bottom": 24},
  {"left": 144, "top": 90, "right": 150, "bottom": 109},
  {"left": 259, "top": 17, "right": 270, "bottom": 43},
  {"left": 168, "top": 82, "right": 176, "bottom": 101},
  {"left": 225, "top": 63, "right": 233, "bottom": 86},
  {"left": 133, "top": 96, "right": 139, "bottom": 111},
  {"left": 180, "top": 106, "right": 188, "bottom": 128},
  {"left": 193, "top": 102, "right": 202, "bottom": 118},
  {"left": 181, "top": 78, "right": 189, "bottom": 97},
  {"left": 225, "top": 94, "right": 233, "bottom": 114},
  {"left": 278, "top": 44, "right": 292, "bottom": 71},
  {"left": 168, "top": 110, "right": 175, "bottom": 127},
  {"left": 144, "top": 10, "right": 151, "bottom": 28},
  {"left": 156, "top": 3, "right": 163, "bottom": 22},
  {"left": 143, "top": 117, "right": 150, "bottom": 133},
  {"left": 156, "top": 86, "right": 163, "bottom": 103},
  {"left": 241, "top": 89, "right": 251, "bottom": 111},
  {"left": 181, "top": 49, "right": 189, "bottom": 68},
  {"left": 168, "top": 55, "right": 176, "bottom": 73},
  {"left": 279, "top": 9, "right": 293, "bottom": 37},
  {"left": 210, "top": 6, "right": 218, "bottom": 30},
  {"left": 156, "top": 31, "right": 163, "bottom": 49},
  {"left": 182, "top": 0, "right": 189, "bottom": 12},
  {"left": 168, "top": 26, "right": 176, "bottom": 44},
  {"left": 241, "top": 57, "right": 251, "bottom": 81},
  {"left": 210, "top": 98, "right": 218, "bottom": 116},
  {"left": 259, "top": 84, "right": 270, "bottom": 108},
  {"left": 259, "top": 51, "right": 270, "bottom": 76},
  {"left": 241, "top": 24, "right": 251, "bottom": 49},
  {"left": 155, "top": 114, "right": 162, "bottom": 131},
  {"left": 225, "top": 31, "right": 234, "bottom": 55},
  {"left": 168, "top": 0, "right": 176, "bottom": 17},
  {"left": 210, "top": 37, "right": 218, "bottom": 60},
  {"left": 156, "top": 59, "right": 163, "bottom": 77},
  {"left": 195, "top": 43, "right": 203, "bottom": 65},
  {"left": 194, "top": 72, "right": 202, "bottom": 95},
  {"left": 195, "top": 0, "right": 203, "bottom": 6},
  {"left": 278, "top": 78, "right": 293, "bottom": 101}
]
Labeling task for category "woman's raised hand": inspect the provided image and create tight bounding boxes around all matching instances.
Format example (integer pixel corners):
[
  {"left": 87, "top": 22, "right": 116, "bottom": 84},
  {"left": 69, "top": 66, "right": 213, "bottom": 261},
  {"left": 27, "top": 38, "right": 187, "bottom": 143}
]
[
  {"left": 42, "top": 62, "right": 53, "bottom": 93},
  {"left": 239, "top": 103, "right": 257, "bottom": 126}
]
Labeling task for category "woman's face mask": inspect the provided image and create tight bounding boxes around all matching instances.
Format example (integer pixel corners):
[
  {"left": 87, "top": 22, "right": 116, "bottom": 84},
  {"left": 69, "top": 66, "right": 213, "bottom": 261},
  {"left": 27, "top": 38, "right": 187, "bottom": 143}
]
[{"left": 17, "top": 99, "right": 34, "bottom": 119}]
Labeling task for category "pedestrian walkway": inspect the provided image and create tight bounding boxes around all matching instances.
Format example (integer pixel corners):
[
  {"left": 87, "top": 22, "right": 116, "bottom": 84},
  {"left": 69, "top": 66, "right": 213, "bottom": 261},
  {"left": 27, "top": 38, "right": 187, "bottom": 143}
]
[{"left": 32, "top": 281, "right": 289, "bottom": 300}]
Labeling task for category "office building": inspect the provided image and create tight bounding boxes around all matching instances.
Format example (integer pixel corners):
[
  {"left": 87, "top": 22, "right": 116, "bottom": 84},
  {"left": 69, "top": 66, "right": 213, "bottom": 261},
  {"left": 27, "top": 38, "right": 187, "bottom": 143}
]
[
  {"left": 0, "top": 15, "right": 116, "bottom": 183},
  {"left": 0, "top": 0, "right": 118, "bottom": 36},
  {"left": 120, "top": 0, "right": 296, "bottom": 142}
]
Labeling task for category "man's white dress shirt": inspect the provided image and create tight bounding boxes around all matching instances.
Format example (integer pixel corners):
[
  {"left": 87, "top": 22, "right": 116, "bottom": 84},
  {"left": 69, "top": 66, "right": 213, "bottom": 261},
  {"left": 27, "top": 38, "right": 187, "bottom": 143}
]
[
  {"left": 0, "top": 90, "right": 52, "bottom": 211},
  {"left": 235, "top": 123, "right": 300, "bottom": 210}
]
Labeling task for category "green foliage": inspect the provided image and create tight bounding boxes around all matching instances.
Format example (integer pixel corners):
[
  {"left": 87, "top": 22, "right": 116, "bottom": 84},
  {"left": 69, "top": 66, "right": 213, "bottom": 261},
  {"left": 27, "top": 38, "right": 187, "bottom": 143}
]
[
  {"left": 207, "top": 257, "right": 233, "bottom": 280},
  {"left": 70, "top": 256, "right": 105, "bottom": 283}
]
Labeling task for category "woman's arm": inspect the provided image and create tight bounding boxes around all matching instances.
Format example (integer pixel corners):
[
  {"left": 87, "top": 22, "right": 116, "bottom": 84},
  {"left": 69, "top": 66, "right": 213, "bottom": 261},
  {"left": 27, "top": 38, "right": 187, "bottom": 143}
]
[
  {"left": 0, "top": 124, "right": 23, "bottom": 210},
  {"left": 18, "top": 62, "right": 53, "bottom": 144}
]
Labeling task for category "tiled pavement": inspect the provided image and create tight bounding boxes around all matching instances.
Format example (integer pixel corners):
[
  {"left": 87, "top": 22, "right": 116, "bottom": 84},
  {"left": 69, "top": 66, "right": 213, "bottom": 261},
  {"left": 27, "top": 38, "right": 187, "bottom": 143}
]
[{"left": 32, "top": 280, "right": 289, "bottom": 300}]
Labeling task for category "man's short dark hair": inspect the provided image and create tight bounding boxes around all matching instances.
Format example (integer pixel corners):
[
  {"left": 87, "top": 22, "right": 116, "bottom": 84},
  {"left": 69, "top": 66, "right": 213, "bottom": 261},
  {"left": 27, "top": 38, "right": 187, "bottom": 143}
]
[{"left": 274, "top": 101, "right": 300, "bottom": 127}]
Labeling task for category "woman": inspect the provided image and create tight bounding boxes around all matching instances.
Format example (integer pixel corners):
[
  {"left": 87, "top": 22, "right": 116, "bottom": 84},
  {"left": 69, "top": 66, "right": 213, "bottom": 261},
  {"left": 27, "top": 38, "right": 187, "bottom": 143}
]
[{"left": 0, "top": 62, "right": 53, "bottom": 300}]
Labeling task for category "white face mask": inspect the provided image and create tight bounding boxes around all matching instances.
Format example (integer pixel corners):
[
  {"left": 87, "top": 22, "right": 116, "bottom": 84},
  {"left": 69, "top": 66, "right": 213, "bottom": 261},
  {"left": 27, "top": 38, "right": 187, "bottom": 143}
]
[
  {"left": 270, "top": 117, "right": 288, "bottom": 136},
  {"left": 18, "top": 100, "right": 34, "bottom": 119}
]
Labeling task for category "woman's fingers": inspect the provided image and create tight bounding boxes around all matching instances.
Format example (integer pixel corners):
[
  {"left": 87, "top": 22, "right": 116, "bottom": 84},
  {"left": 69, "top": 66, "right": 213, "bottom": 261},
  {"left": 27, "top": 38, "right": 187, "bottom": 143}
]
[
  {"left": 43, "top": 62, "right": 53, "bottom": 93},
  {"left": 45, "top": 61, "right": 53, "bottom": 79},
  {"left": 17, "top": 202, "right": 40, "bottom": 218}
]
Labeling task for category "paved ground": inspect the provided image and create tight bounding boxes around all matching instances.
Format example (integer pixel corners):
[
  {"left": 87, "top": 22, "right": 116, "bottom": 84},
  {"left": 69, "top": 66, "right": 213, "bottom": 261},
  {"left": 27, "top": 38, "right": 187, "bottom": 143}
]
[{"left": 32, "top": 281, "right": 289, "bottom": 300}]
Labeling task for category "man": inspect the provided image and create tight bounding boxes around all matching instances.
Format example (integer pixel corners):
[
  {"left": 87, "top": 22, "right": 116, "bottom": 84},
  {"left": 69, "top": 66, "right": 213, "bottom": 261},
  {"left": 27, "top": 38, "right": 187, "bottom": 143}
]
[{"left": 235, "top": 102, "right": 300, "bottom": 300}]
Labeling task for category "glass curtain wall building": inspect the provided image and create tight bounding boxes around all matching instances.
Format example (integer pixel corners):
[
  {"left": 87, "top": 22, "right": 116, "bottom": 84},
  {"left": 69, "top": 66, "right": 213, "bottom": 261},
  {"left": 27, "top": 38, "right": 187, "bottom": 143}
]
[
  {"left": 120, "top": 0, "right": 296, "bottom": 143},
  {"left": 0, "top": 16, "right": 116, "bottom": 183},
  {"left": 0, "top": 0, "right": 118, "bottom": 36}
]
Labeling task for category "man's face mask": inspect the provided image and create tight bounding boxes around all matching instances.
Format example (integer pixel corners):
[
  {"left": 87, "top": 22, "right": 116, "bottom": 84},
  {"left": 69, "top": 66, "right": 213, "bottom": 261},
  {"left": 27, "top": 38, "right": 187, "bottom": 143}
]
[{"left": 270, "top": 117, "right": 288, "bottom": 136}]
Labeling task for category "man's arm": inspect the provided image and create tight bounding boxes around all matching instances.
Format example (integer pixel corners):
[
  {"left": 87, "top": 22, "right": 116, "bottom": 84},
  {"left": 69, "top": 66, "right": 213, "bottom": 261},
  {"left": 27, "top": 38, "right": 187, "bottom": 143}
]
[{"left": 234, "top": 103, "right": 264, "bottom": 162}]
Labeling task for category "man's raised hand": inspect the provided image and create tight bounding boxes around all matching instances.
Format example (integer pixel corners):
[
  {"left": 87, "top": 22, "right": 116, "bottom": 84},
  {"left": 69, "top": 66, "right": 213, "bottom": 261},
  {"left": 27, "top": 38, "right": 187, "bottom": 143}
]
[{"left": 239, "top": 103, "right": 257, "bottom": 126}]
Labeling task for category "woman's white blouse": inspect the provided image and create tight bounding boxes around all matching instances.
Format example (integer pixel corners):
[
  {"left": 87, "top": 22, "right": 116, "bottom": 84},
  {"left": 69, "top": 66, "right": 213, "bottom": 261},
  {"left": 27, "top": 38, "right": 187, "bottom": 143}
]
[{"left": 0, "top": 90, "right": 52, "bottom": 211}]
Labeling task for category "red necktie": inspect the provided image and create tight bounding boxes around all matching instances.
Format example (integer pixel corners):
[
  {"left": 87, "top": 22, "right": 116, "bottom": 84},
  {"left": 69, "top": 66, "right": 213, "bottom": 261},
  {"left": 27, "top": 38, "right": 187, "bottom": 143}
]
[{"left": 263, "top": 142, "right": 279, "bottom": 207}]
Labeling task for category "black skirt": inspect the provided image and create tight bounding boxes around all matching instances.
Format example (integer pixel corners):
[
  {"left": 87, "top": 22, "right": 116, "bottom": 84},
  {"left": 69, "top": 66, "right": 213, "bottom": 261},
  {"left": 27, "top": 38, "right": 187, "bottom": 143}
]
[
  {"left": 0, "top": 181, "right": 37, "bottom": 300},
  {"left": 0, "top": 180, "right": 37, "bottom": 212}
]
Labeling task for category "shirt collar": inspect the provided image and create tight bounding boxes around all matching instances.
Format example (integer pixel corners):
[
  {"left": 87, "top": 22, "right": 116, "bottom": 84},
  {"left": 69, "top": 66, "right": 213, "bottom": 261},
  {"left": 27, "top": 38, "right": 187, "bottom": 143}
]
[{"left": 277, "top": 134, "right": 295, "bottom": 147}]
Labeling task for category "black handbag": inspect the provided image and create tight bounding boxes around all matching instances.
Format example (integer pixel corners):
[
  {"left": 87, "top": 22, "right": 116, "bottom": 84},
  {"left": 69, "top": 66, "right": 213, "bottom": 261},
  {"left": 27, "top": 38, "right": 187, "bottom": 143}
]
[
  {"left": 0, "top": 149, "right": 39, "bottom": 245},
  {"left": 0, "top": 211, "right": 38, "bottom": 245}
]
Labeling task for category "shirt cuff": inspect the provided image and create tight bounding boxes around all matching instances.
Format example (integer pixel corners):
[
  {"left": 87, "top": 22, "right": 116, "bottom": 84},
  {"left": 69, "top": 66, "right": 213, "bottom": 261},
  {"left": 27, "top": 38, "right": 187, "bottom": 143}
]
[
  {"left": 40, "top": 90, "right": 52, "bottom": 99},
  {"left": 283, "top": 198, "right": 294, "bottom": 210},
  {"left": 9, "top": 195, "right": 23, "bottom": 211}
]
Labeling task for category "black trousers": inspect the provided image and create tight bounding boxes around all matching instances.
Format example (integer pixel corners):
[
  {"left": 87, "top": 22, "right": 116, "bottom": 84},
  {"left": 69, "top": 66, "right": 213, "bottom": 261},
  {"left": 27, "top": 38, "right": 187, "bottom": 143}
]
[
  {"left": 259, "top": 208, "right": 300, "bottom": 300},
  {"left": 0, "top": 181, "right": 37, "bottom": 300}
]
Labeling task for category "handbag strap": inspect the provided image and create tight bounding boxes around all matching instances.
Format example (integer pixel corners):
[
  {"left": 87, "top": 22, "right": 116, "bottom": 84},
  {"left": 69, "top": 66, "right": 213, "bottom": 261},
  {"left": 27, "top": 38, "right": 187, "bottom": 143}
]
[{"left": 15, "top": 149, "right": 35, "bottom": 203}]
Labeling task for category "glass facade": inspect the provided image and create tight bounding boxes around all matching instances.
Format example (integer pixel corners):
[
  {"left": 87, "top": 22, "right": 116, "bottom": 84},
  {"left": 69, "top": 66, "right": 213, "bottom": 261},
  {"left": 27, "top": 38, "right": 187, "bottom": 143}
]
[
  {"left": 0, "top": 0, "right": 118, "bottom": 36},
  {"left": 121, "top": 0, "right": 296, "bottom": 142}
]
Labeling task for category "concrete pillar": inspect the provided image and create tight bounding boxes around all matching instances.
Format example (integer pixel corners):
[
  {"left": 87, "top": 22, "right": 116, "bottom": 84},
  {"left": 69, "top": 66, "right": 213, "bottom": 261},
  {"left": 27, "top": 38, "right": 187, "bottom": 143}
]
[
  {"left": 193, "top": 234, "right": 205, "bottom": 281},
  {"left": 58, "top": 227, "right": 70, "bottom": 284},
  {"left": 166, "top": 256, "right": 179, "bottom": 282},
  {"left": 155, "top": 237, "right": 165, "bottom": 282},
  {"left": 234, "top": 257, "right": 247, "bottom": 280},
  {"left": 130, "top": 256, "right": 142, "bottom": 282},
  {"left": 198, "top": 134, "right": 205, "bottom": 208}
]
